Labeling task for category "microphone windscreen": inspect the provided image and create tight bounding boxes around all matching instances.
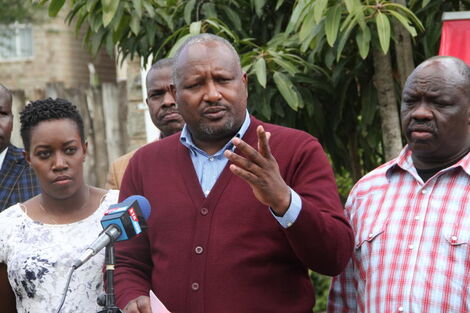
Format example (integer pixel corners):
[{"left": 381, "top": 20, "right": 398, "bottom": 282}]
[{"left": 122, "top": 195, "right": 151, "bottom": 220}]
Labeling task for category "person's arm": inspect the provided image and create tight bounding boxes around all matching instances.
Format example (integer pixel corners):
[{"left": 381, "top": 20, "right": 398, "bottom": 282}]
[
  {"left": 225, "top": 125, "right": 354, "bottom": 275},
  {"left": 0, "top": 263, "right": 17, "bottom": 313},
  {"left": 114, "top": 154, "right": 152, "bottom": 313},
  {"left": 327, "top": 259, "right": 358, "bottom": 313}
]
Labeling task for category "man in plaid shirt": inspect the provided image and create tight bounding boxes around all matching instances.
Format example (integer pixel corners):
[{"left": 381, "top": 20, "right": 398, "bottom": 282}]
[
  {"left": 328, "top": 56, "right": 470, "bottom": 313},
  {"left": 0, "top": 85, "right": 40, "bottom": 211}
]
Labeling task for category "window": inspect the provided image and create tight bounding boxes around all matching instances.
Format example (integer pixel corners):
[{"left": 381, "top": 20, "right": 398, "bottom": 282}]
[{"left": 0, "top": 23, "right": 33, "bottom": 61}]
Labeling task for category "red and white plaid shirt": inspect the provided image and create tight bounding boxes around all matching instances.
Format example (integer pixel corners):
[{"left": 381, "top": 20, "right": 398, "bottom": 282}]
[{"left": 328, "top": 146, "right": 470, "bottom": 313}]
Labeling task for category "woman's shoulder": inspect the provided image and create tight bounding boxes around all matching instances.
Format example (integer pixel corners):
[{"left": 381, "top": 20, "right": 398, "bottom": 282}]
[
  {"left": 0, "top": 203, "right": 28, "bottom": 227},
  {"left": 0, "top": 204, "right": 30, "bottom": 261},
  {"left": 99, "top": 189, "right": 120, "bottom": 210}
]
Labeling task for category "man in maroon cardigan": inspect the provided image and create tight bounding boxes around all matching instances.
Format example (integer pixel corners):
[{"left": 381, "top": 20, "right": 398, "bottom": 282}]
[{"left": 115, "top": 33, "right": 354, "bottom": 313}]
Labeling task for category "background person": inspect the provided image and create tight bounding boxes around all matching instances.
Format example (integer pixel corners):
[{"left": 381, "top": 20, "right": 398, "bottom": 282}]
[
  {"left": 0, "top": 84, "right": 40, "bottom": 212},
  {"left": 0, "top": 98, "right": 118, "bottom": 313},
  {"left": 328, "top": 56, "right": 470, "bottom": 312},
  {"left": 106, "top": 58, "right": 184, "bottom": 189},
  {"left": 114, "top": 33, "right": 353, "bottom": 313}
]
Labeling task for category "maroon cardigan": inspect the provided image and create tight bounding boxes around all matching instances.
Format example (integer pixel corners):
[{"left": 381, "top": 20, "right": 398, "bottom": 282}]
[{"left": 115, "top": 116, "right": 353, "bottom": 313}]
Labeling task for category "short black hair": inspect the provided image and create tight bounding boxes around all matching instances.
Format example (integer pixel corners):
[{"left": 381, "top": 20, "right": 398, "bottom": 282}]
[{"left": 20, "top": 98, "right": 85, "bottom": 151}]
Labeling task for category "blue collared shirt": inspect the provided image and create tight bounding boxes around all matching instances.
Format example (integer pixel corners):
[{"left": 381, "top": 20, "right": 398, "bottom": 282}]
[{"left": 179, "top": 111, "right": 302, "bottom": 228}]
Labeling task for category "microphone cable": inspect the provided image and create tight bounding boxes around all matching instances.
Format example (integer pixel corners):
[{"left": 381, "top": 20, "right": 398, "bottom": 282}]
[{"left": 54, "top": 265, "right": 76, "bottom": 313}]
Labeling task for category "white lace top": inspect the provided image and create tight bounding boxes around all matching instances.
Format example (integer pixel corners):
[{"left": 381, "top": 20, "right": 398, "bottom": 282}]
[{"left": 0, "top": 190, "right": 119, "bottom": 313}]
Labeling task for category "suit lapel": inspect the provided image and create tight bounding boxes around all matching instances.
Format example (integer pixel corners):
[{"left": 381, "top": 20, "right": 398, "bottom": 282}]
[{"left": 0, "top": 146, "right": 26, "bottom": 210}]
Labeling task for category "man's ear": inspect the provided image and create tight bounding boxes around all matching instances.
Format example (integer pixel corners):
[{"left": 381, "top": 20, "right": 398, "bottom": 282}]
[{"left": 242, "top": 72, "right": 248, "bottom": 89}]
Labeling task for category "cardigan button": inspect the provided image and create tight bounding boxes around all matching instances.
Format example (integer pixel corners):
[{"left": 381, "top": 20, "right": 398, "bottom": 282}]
[
  {"left": 191, "top": 282, "right": 200, "bottom": 291},
  {"left": 195, "top": 246, "right": 204, "bottom": 254},
  {"left": 200, "top": 208, "right": 209, "bottom": 215}
]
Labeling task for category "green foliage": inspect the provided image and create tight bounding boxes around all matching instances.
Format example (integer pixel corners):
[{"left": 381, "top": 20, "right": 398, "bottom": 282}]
[
  {"left": 289, "top": 0, "right": 424, "bottom": 58},
  {"left": 310, "top": 271, "right": 331, "bottom": 312},
  {"left": 0, "top": 0, "right": 42, "bottom": 24}
]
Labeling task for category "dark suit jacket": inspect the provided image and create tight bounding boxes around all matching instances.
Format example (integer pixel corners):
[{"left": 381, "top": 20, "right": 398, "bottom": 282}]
[{"left": 0, "top": 145, "right": 40, "bottom": 212}]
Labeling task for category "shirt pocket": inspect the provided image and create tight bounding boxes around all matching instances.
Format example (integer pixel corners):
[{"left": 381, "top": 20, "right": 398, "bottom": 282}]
[
  {"left": 353, "top": 216, "right": 390, "bottom": 278},
  {"left": 355, "top": 215, "right": 390, "bottom": 249},
  {"left": 443, "top": 227, "right": 470, "bottom": 247}
]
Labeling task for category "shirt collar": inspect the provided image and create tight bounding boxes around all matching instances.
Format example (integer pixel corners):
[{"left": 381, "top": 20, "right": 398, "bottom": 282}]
[
  {"left": 386, "top": 145, "right": 470, "bottom": 180},
  {"left": 180, "top": 110, "right": 251, "bottom": 157}
]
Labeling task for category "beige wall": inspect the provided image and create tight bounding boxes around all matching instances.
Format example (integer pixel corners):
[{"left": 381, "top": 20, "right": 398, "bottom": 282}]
[{"left": 0, "top": 14, "right": 116, "bottom": 99}]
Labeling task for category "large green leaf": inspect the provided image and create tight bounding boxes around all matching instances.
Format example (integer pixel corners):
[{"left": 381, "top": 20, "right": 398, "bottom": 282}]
[
  {"left": 286, "top": 1, "right": 306, "bottom": 34},
  {"left": 90, "top": 13, "right": 102, "bottom": 32},
  {"left": 102, "top": 0, "right": 119, "bottom": 27},
  {"left": 189, "top": 21, "right": 201, "bottom": 35},
  {"left": 129, "top": 13, "right": 141, "bottom": 35},
  {"left": 299, "top": 10, "right": 316, "bottom": 42},
  {"left": 142, "top": 1, "right": 155, "bottom": 19},
  {"left": 336, "top": 15, "right": 357, "bottom": 60},
  {"left": 254, "top": 57, "right": 267, "bottom": 88},
  {"left": 344, "top": 0, "right": 360, "bottom": 13},
  {"left": 375, "top": 11, "right": 390, "bottom": 54},
  {"left": 184, "top": 0, "right": 196, "bottom": 24},
  {"left": 314, "top": 0, "right": 328, "bottom": 24},
  {"left": 355, "top": 25, "right": 370, "bottom": 59},
  {"left": 384, "top": 3, "right": 424, "bottom": 32},
  {"left": 112, "top": 14, "right": 130, "bottom": 43},
  {"left": 90, "top": 28, "right": 106, "bottom": 55},
  {"left": 48, "top": 0, "right": 65, "bottom": 17},
  {"left": 205, "top": 19, "right": 238, "bottom": 40},
  {"left": 202, "top": 3, "right": 217, "bottom": 19},
  {"left": 325, "top": 5, "right": 342, "bottom": 47},
  {"left": 86, "top": 0, "right": 99, "bottom": 13},
  {"left": 133, "top": 0, "right": 143, "bottom": 19},
  {"left": 273, "top": 72, "right": 302, "bottom": 111},
  {"left": 271, "top": 56, "right": 298, "bottom": 76},
  {"left": 388, "top": 10, "right": 417, "bottom": 37}
]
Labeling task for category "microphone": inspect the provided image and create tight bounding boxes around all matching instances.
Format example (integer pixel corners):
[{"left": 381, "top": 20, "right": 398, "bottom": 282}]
[{"left": 72, "top": 195, "right": 151, "bottom": 269}]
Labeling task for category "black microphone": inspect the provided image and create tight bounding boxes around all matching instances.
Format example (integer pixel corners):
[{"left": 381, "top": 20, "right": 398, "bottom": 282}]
[{"left": 72, "top": 195, "right": 151, "bottom": 269}]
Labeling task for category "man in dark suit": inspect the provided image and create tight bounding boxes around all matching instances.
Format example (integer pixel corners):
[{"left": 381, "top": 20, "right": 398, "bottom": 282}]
[{"left": 0, "top": 85, "right": 40, "bottom": 212}]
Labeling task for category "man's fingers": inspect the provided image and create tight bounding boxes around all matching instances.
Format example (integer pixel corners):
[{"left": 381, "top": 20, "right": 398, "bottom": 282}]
[
  {"left": 229, "top": 164, "right": 260, "bottom": 184},
  {"left": 124, "top": 296, "right": 152, "bottom": 313},
  {"left": 224, "top": 150, "right": 261, "bottom": 175},
  {"left": 256, "top": 125, "right": 272, "bottom": 158},
  {"left": 231, "top": 137, "right": 265, "bottom": 166}
]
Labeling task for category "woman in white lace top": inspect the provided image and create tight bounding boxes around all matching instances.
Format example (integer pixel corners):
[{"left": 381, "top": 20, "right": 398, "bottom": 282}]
[{"left": 0, "top": 98, "right": 119, "bottom": 313}]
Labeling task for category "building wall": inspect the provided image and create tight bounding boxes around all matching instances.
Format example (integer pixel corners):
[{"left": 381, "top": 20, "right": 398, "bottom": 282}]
[{"left": 0, "top": 13, "right": 116, "bottom": 99}]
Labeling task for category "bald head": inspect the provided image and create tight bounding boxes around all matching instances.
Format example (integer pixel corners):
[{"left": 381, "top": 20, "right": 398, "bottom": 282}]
[
  {"left": 173, "top": 33, "right": 241, "bottom": 86},
  {"left": 405, "top": 56, "right": 470, "bottom": 97}
]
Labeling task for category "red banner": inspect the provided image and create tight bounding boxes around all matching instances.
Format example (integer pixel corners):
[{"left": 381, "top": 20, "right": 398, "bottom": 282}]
[{"left": 439, "top": 19, "right": 470, "bottom": 65}]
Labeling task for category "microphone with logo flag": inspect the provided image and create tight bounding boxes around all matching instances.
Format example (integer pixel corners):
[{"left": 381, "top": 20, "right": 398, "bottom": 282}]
[
  {"left": 55, "top": 195, "right": 151, "bottom": 313},
  {"left": 72, "top": 195, "right": 151, "bottom": 269}
]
